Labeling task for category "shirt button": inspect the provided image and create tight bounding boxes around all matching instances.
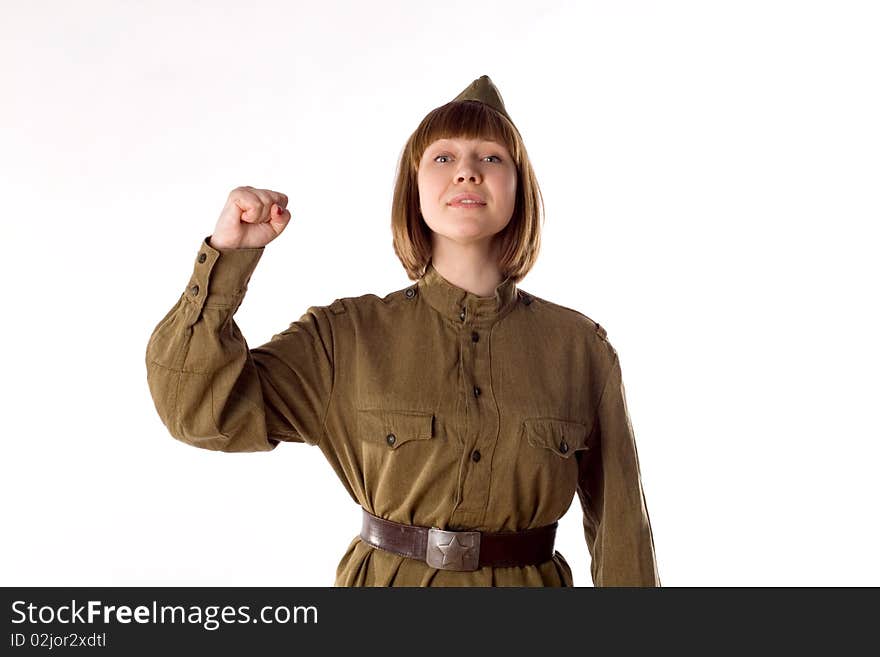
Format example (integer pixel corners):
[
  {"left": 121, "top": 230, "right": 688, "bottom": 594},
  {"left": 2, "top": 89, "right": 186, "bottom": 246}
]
[
  {"left": 471, "top": 450, "right": 481, "bottom": 462},
  {"left": 473, "top": 386, "right": 481, "bottom": 398},
  {"left": 460, "top": 308, "right": 466, "bottom": 321},
  {"left": 405, "top": 288, "right": 416, "bottom": 298},
  {"left": 386, "top": 433, "right": 396, "bottom": 446},
  {"left": 189, "top": 284, "right": 199, "bottom": 296},
  {"left": 471, "top": 331, "right": 479, "bottom": 342},
  {"left": 559, "top": 439, "right": 569, "bottom": 454},
  {"left": 198, "top": 253, "right": 207, "bottom": 263},
  {"left": 522, "top": 294, "right": 532, "bottom": 306}
]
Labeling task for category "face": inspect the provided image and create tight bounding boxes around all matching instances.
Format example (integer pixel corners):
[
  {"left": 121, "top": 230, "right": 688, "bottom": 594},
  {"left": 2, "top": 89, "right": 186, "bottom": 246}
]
[{"left": 417, "top": 136, "right": 518, "bottom": 253}]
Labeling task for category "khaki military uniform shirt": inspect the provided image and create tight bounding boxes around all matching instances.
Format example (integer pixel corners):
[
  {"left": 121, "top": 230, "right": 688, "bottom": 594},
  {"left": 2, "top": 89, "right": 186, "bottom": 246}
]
[{"left": 145, "top": 236, "right": 661, "bottom": 587}]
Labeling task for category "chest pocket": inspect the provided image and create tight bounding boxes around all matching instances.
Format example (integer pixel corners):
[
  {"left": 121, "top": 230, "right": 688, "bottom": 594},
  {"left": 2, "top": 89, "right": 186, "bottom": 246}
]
[
  {"left": 520, "top": 417, "right": 591, "bottom": 458},
  {"left": 356, "top": 408, "right": 435, "bottom": 450}
]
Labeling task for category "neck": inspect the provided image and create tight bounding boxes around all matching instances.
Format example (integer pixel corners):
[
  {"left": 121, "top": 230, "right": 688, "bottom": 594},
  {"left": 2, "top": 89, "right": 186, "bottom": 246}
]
[{"left": 429, "top": 239, "right": 504, "bottom": 298}]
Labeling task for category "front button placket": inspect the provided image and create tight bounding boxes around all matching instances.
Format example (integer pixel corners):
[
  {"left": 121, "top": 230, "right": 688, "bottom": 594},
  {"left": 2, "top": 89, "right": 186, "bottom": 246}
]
[
  {"left": 415, "top": 261, "right": 519, "bottom": 528},
  {"left": 452, "top": 294, "right": 503, "bottom": 526}
]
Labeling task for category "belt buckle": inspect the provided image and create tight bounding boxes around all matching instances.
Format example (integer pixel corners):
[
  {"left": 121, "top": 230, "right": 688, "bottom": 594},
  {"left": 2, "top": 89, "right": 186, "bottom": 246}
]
[{"left": 426, "top": 526, "right": 481, "bottom": 571}]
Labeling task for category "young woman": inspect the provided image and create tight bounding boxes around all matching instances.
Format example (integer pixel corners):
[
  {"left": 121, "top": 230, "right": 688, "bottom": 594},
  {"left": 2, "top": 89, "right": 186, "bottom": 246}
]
[{"left": 146, "top": 75, "right": 660, "bottom": 587}]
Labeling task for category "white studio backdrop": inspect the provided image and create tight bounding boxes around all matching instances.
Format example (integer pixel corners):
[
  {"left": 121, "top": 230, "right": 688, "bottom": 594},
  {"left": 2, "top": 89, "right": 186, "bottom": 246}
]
[{"left": 1, "top": 0, "right": 878, "bottom": 586}]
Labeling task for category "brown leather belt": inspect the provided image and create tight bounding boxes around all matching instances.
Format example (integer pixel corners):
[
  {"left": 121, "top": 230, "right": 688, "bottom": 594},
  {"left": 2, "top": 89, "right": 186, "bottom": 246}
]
[{"left": 359, "top": 508, "right": 557, "bottom": 571}]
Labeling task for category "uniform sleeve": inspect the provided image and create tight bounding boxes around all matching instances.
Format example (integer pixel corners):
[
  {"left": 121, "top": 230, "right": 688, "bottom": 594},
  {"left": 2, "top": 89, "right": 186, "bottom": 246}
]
[
  {"left": 145, "top": 235, "right": 335, "bottom": 452},
  {"left": 576, "top": 353, "right": 661, "bottom": 587}
]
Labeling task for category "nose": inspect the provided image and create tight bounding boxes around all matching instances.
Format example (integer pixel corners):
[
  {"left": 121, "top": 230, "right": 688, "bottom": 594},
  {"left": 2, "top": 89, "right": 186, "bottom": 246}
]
[
  {"left": 452, "top": 151, "right": 487, "bottom": 183},
  {"left": 455, "top": 166, "right": 481, "bottom": 183}
]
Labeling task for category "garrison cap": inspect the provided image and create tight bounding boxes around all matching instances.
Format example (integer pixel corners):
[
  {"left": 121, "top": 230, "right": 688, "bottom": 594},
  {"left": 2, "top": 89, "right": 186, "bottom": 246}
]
[{"left": 450, "top": 74, "right": 515, "bottom": 126}]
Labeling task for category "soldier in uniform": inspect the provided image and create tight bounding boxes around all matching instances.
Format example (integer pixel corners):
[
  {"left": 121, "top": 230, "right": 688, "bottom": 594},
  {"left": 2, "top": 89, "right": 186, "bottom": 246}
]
[{"left": 145, "top": 74, "right": 661, "bottom": 587}]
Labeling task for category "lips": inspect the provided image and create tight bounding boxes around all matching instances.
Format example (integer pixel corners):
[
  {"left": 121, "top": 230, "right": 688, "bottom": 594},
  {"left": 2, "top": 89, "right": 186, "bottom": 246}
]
[{"left": 448, "top": 193, "right": 486, "bottom": 204}]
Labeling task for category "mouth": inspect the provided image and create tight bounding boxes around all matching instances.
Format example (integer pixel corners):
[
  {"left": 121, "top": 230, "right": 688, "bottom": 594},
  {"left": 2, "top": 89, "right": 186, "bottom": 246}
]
[
  {"left": 448, "top": 201, "right": 487, "bottom": 208},
  {"left": 448, "top": 192, "right": 486, "bottom": 206},
  {"left": 448, "top": 196, "right": 487, "bottom": 207}
]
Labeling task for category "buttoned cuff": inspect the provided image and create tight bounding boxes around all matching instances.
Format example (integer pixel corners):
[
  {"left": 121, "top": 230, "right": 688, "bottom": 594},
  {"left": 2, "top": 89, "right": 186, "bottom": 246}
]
[{"left": 182, "top": 235, "right": 265, "bottom": 327}]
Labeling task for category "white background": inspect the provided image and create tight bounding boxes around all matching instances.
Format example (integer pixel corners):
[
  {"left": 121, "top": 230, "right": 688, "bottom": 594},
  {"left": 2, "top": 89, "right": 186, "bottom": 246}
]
[{"left": 2, "top": 0, "right": 878, "bottom": 587}]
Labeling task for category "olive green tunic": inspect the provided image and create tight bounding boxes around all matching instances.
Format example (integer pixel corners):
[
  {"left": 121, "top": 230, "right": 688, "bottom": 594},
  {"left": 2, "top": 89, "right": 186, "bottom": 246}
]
[{"left": 145, "top": 236, "right": 661, "bottom": 587}]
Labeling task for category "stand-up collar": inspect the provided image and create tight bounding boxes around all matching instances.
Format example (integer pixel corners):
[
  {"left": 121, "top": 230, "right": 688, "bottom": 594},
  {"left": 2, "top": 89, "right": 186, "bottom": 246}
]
[{"left": 417, "top": 260, "right": 519, "bottom": 325}]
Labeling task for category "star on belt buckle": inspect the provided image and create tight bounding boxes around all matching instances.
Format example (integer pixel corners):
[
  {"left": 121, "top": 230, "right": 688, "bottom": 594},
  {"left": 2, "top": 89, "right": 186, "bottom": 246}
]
[{"left": 426, "top": 526, "right": 481, "bottom": 571}]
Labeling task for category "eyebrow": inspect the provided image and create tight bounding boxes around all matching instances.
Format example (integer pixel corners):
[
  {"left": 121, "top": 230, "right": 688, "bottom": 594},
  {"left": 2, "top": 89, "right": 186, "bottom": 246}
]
[{"left": 431, "top": 139, "right": 504, "bottom": 149}]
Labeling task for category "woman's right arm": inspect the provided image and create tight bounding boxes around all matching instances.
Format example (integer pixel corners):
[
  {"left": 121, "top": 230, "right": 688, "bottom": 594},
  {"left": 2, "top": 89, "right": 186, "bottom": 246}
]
[
  {"left": 144, "top": 235, "right": 335, "bottom": 452},
  {"left": 145, "top": 187, "right": 335, "bottom": 452}
]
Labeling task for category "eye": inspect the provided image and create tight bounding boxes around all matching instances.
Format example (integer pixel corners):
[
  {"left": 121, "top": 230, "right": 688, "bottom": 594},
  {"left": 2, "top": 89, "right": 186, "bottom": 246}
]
[{"left": 433, "top": 154, "right": 503, "bottom": 163}]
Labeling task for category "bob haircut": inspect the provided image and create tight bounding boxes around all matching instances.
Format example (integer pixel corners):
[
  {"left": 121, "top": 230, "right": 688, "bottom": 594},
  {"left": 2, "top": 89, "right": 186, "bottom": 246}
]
[{"left": 391, "top": 99, "right": 544, "bottom": 283}]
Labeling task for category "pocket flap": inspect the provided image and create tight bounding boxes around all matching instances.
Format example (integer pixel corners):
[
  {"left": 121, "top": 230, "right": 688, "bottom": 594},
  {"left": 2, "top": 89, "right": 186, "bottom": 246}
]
[
  {"left": 356, "top": 408, "right": 435, "bottom": 449},
  {"left": 520, "top": 417, "right": 590, "bottom": 458}
]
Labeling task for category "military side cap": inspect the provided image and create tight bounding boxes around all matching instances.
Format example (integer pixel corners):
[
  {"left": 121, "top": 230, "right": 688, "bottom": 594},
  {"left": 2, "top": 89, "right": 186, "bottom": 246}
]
[{"left": 451, "top": 74, "right": 514, "bottom": 125}]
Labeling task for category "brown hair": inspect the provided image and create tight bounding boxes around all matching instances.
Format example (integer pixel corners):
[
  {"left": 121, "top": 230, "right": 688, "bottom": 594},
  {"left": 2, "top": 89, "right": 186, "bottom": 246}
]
[{"left": 391, "top": 99, "right": 544, "bottom": 283}]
